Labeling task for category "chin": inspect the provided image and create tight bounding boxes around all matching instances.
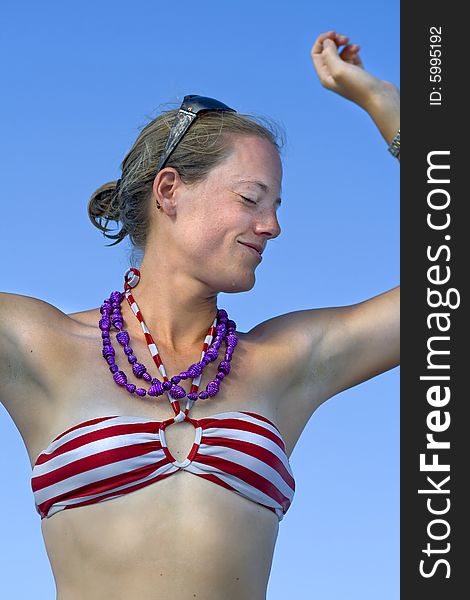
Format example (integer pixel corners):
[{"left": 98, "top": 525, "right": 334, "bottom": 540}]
[{"left": 219, "top": 271, "right": 256, "bottom": 294}]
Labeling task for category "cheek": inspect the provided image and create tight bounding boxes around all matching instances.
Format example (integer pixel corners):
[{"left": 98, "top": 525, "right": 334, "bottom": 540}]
[
  {"left": 181, "top": 195, "right": 244, "bottom": 256},
  {"left": 197, "top": 210, "right": 240, "bottom": 250},
  {"left": 203, "top": 224, "right": 232, "bottom": 254},
  {"left": 182, "top": 220, "right": 229, "bottom": 259}
]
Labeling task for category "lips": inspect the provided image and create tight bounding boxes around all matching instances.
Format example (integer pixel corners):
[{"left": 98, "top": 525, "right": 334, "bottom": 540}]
[
  {"left": 238, "top": 241, "right": 263, "bottom": 259},
  {"left": 238, "top": 241, "right": 263, "bottom": 255}
]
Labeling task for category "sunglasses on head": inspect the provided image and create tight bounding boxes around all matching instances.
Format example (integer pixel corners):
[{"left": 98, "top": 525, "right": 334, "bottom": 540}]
[{"left": 154, "top": 94, "right": 237, "bottom": 176}]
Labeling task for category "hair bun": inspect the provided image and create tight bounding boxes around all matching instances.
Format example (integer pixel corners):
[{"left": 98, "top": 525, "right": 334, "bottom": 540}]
[{"left": 88, "top": 180, "right": 127, "bottom": 246}]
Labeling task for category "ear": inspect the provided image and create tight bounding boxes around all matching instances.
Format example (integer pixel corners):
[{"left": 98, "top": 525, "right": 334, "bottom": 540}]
[{"left": 152, "top": 167, "right": 183, "bottom": 215}]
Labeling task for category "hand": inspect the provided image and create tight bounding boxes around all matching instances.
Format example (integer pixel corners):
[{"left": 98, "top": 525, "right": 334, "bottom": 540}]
[{"left": 311, "top": 31, "right": 396, "bottom": 112}]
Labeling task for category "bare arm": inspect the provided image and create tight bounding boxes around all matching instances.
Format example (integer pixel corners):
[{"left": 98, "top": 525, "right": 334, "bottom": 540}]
[
  {"left": 311, "top": 286, "right": 399, "bottom": 398},
  {"left": 250, "top": 286, "right": 399, "bottom": 414},
  {"left": 304, "top": 30, "right": 400, "bottom": 401},
  {"left": 0, "top": 292, "right": 69, "bottom": 424},
  {"left": 251, "top": 32, "right": 399, "bottom": 420},
  {"left": 311, "top": 30, "right": 400, "bottom": 158}
]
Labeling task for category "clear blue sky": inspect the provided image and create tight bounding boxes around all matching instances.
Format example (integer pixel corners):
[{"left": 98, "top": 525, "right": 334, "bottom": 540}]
[{"left": 0, "top": 1, "right": 399, "bottom": 597}]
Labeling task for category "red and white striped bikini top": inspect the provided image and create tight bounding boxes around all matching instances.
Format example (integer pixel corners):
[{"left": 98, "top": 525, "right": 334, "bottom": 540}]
[{"left": 31, "top": 407, "right": 296, "bottom": 522}]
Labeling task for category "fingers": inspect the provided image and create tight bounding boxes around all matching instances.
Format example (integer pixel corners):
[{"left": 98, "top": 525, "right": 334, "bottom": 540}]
[
  {"left": 340, "top": 44, "right": 360, "bottom": 58},
  {"left": 320, "top": 38, "right": 345, "bottom": 76},
  {"left": 311, "top": 31, "right": 349, "bottom": 56},
  {"left": 311, "top": 31, "right": 364, "bottom": 73},
  {"left": 340, "top": 44, "right": 363, "bottom": 67}
]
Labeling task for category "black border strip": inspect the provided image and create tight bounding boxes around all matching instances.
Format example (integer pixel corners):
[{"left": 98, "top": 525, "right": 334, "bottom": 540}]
[{"left": 401, "top": 3, "right": 466, "bottom": 597}]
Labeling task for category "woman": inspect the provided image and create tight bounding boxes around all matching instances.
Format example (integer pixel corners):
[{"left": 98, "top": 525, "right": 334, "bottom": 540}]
[{"left": 0, "top": 31, "right": 399, "bottom": 599}]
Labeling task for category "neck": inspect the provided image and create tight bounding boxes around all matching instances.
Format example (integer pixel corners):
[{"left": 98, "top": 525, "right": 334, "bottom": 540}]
[{"left": 123, "top": 256, "right": 219, "bottom": 355}]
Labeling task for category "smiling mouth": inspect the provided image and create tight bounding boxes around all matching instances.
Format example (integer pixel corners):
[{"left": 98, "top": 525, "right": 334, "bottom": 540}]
[{"left": 238, "top": 242, "right": 262, "bottom": 260}]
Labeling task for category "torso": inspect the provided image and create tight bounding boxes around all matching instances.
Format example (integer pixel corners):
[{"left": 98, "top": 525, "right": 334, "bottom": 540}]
[{"left": 11, "top": 301, "right": 313, "bottom": 600}]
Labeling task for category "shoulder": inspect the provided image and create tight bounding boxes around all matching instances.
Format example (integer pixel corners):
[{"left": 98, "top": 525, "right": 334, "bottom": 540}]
[
  {"left": 0, "top": 292, "right": 77, "bottom": 358},
  {"left": 0, "top": 293, "right": 110, "bottom": 450},
  {"left": 0, "top": 291, "right": 68, "bottom": 323},
  {"left": 0, "top": 291, "right": 100, "bottom": 350},
  {"left": 243, "top": 307, "right": 335, "bottom": 399},
  {"left": 0, "top": 292, "right": 98, "bottom": 415},
  {"left": 247, "top": 288, "right": 399, "bottom": 415},
  {"left": 246, "top": 307, "right": 335, "bottom": 367},
  {"left": 245, "top": 303, "right": 366, "bottom": 411}
]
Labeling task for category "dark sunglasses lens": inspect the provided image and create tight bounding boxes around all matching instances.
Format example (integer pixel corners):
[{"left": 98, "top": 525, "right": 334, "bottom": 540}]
[
  {"left": 181, "top": 95, "right": 236, "bottom": 114},
  {"left": 154, "top": 95, "right": 237, "bottom": 175}
]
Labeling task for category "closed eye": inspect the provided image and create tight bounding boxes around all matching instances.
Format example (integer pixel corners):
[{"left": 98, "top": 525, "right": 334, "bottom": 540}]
[{"left": 240, "top": 195, "right": 257, "bottom": 205}]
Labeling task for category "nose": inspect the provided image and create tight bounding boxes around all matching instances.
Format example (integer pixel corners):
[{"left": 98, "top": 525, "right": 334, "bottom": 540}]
[{"left": 253, "top": 209, "right": 281, "bottom": 240}]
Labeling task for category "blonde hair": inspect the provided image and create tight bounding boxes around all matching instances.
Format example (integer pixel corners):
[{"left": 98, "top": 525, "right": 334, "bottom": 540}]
[{"left": 88, "top": 104, "right": 285, "bottom": 262}]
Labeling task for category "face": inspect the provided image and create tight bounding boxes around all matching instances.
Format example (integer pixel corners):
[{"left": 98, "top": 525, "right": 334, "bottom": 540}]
[{"left": 153, "top": 134, "right": 283, "bottom": 293}]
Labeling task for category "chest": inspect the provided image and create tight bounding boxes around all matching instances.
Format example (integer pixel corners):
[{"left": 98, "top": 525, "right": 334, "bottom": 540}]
[{"left": 25, "top": 327, "right": 296, "bottom": 467}]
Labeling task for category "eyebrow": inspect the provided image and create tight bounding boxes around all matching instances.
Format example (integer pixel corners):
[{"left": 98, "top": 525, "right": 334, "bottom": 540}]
[{"left": 234, "top": 179, "right": 282, "bottom": 207}]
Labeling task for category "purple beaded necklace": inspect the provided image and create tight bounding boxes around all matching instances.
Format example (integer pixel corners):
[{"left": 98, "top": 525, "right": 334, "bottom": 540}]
[{"left": 100, "top": 268, "right": 238, "bottom": 421}]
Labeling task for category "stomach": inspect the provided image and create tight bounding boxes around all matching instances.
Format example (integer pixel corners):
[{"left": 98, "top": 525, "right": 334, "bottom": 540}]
[{"left": 41, "top": 471, "right": 279, "bottom": 600}]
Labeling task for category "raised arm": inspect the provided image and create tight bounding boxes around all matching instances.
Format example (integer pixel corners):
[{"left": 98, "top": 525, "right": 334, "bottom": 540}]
[
  {"left": 307, "top": 30, "right": 400, "bottom": 397},
  {"left": 311, "top": 30, "right": 400, "bottom": 157},
  {"left": 251, "top": 31, "right": 399, "bottom": 419}
]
